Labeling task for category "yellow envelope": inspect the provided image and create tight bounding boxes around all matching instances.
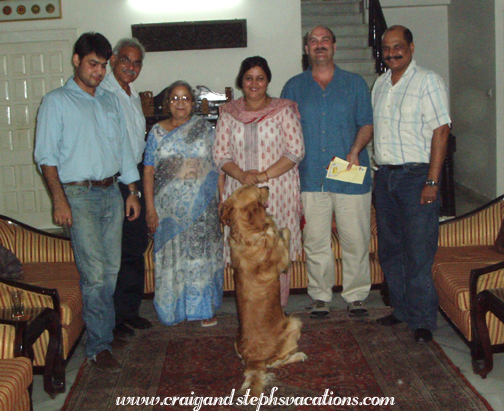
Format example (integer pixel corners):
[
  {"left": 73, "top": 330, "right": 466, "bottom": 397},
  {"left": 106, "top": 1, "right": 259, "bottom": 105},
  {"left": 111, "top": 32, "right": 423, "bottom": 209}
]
[{"left": 326, "top": 157, "right": 366, "bottom": 184}]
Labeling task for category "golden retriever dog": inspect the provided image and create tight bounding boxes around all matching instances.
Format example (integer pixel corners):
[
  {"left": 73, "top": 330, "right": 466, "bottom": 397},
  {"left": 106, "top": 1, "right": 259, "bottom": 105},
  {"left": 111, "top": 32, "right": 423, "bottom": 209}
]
[{"left": 221, "top": 185, "right": 307, "bottom": 397}]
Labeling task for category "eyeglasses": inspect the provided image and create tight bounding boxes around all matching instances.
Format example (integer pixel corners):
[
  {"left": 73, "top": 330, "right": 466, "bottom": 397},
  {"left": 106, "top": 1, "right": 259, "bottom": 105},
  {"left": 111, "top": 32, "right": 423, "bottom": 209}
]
[
  {"left": 170, "top": 95, "right": 192, "bottom": 103},
  {"left": 118, "top": 56, "right": 143, "bottom": 68}
]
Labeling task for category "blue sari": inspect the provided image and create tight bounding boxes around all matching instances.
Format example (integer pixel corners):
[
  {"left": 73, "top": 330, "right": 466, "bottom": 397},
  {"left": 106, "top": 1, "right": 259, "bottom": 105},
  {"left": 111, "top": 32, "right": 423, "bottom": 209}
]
[{"left": 144, "top": 116, "right": 223, "bottom": 325}]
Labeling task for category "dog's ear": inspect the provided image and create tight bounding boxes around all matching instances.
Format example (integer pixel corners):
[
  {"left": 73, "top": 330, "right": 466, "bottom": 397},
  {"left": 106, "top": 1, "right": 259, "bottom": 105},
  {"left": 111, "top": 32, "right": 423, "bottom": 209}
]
[
  {"left": 259, "top": 186, "right": 269, "bottom": 204},
  {"left": 220, "top": 199, "right": 234, "bottom": 226},
  {"left": 247, "top": 202, "right": 266, "bottom": 230}
]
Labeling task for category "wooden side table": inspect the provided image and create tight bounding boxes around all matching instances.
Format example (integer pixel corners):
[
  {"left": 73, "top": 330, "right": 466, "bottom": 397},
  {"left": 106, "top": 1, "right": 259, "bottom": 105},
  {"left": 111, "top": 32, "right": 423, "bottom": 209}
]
[
  {"left": 473, "top": 288, "right": 504, "bottom": 378},
  {"left": 0, "top": 307, "right": 65, "bottom": 397}
]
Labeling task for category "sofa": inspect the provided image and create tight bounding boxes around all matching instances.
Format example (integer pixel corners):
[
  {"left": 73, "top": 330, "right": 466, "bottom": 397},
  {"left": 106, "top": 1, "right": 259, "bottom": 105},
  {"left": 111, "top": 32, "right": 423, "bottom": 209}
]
[
  {"left": 0, "top": 325, "right": 33, "bottom": 411},
  {"left": 143, "top": 205, "right": 384, "bottom": 293},
  {"left": 0, "top": 215, "right": 84, "bottom": 395},
  {"left": 433, "top": 195, "right": 504, "bottom": 363}
]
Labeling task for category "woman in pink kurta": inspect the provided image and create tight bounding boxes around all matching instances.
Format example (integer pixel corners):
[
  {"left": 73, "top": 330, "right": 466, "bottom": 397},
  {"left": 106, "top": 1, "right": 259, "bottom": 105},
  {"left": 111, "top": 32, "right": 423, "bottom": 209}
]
[{"left": 213, "top": 56, "right": 305, "bottom": 306}]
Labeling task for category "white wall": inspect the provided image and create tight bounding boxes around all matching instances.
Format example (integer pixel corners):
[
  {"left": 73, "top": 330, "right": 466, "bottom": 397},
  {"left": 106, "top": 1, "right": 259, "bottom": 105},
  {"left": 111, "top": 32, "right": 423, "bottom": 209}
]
[
  {"left": 496, "top": 0, "right": 504, "bottom": 196},
  {"left": 0, "top": 0, "right": 302, "bottom": 98},
  {"left": 379, "top": 2, "right": 450, "bottom": 85},
  {"left": 449, "top": 0, "right": 497, "bottom": 199}
]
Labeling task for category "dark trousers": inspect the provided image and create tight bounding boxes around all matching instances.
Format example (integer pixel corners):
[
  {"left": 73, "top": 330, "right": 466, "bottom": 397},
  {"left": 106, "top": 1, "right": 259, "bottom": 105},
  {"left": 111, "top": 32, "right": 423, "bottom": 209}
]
[
  {"left": 374, "top": 164, "right": 440, "bottom": 331},
  {"left": 113, "top": 165, "right": 149, "bottom": 326}
]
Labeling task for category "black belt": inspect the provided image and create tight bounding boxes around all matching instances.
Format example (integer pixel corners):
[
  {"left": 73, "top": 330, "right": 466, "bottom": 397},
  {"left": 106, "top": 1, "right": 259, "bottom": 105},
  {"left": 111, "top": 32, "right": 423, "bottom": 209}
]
[
  {"left": 380, "top": 163, "right": 428, "bottom": 170},
  {"left": 64, "top": 174, "right": 118, "bottom": 189}
]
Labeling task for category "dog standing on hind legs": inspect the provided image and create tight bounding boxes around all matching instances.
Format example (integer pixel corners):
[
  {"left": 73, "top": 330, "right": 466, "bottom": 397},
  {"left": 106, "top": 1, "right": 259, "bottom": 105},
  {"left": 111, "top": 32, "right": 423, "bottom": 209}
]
[{"left": 221, "top": 185, "right": 307, "bottom": 397}]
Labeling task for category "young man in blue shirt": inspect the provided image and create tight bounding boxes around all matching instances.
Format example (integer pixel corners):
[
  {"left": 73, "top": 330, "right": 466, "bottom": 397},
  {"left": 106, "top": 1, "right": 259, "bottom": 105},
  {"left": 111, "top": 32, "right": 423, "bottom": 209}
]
[{"left": 35, "top": 32, "right": 141, "bottom": 373}]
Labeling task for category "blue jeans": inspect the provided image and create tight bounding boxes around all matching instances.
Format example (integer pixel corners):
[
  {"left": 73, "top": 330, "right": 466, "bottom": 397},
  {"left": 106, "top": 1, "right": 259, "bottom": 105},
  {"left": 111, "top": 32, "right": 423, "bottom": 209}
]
[
  {"left": 374, "top": 164, "right": 439, "bottom": 331},
  {"left": 64, "top": 183, "right": 124, "bottom": 358}
]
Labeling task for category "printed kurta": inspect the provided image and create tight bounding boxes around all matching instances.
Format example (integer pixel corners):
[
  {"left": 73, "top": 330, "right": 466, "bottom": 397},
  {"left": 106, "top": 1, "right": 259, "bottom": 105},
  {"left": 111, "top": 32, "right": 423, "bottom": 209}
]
[{"left": 213, "top": 98, "right": 304, "bottom": 303}]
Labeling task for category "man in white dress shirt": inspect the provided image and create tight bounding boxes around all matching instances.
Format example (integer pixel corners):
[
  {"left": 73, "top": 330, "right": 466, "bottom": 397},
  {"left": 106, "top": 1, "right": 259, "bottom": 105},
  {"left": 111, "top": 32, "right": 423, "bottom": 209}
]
[
  {"left": 372, "top": 25, "right": 451, "bottom": 344},
  {"left": 101, "top": 38, "right": 152, "bottom": 339}
]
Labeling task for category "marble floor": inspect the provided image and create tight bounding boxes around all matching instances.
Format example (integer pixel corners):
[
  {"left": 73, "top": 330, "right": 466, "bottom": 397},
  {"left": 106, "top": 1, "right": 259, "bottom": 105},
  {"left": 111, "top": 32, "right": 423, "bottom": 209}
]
[{"left": 32, "top": 187, "right": 504, "bottom": 411}]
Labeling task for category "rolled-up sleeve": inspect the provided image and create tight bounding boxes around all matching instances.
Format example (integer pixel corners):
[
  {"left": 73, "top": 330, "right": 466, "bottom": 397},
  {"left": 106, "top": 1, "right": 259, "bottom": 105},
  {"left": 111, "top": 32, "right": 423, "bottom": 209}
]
[{"left": 34, "top": 93, "right": 62, "bottom": 170}]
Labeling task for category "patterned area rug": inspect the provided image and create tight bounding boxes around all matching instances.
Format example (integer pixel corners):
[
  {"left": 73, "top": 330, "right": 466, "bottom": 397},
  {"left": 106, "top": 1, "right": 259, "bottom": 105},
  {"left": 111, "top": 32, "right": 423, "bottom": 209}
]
[{"left": 61, "top": 309, "right": 493, "bottom": 411}]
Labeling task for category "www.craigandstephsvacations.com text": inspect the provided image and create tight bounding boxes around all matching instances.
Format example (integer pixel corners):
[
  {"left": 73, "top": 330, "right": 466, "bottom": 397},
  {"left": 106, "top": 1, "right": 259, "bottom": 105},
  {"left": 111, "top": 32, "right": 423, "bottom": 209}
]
[{"left": 116, "top": 387, "right": 395, "bottom": 409}]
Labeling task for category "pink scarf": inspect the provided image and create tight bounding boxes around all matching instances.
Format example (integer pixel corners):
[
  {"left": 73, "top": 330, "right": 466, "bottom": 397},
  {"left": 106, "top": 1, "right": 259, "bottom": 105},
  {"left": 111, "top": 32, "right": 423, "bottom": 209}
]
[{"left": 219, "top": 97, "right": 300, "bottom": 124}]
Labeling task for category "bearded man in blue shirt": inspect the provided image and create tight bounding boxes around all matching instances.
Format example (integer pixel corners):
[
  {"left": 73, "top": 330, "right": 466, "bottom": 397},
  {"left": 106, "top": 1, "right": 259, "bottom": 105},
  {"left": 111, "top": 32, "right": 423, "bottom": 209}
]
[
  {"left": 34, "top": 32, "right": 141, "bottom": 373},
  {"left": 282, "top": 25, "right": 374, "bottom": 319}
]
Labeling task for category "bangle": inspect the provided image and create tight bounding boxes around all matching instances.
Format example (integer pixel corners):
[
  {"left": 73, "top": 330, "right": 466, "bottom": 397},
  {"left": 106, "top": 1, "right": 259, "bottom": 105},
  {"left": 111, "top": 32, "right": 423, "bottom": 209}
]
[{"left": 264, "top": 171, "right": 269, "bottom": 182}]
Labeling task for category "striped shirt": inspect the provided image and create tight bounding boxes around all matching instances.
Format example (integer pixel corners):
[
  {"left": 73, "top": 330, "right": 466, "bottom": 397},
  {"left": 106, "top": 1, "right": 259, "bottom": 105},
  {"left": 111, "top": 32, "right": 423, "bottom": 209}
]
[{"left": 372, "top": 60, "right": 451, "bottom": 165}]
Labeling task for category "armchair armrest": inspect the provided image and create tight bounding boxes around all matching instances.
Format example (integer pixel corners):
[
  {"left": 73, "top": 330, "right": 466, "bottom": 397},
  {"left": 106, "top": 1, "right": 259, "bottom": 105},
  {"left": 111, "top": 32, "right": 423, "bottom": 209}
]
[{"left": 469, "top": 261, "right": 504, "bottom": 326}]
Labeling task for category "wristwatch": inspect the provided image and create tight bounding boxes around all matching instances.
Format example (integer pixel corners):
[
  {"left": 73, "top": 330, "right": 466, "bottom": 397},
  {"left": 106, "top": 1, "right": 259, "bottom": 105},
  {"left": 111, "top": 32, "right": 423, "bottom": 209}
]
[
  {"left": 129, "top": 190, "right": 141, "bottom": 198},
  {"left": 425, "top": 179, "right": 438, "bottom": 187}
]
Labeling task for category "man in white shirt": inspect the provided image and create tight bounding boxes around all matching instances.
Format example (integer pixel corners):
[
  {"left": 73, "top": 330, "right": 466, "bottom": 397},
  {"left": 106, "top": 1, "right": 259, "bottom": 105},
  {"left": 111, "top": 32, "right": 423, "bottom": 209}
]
[
  {"left": 372, "top": 26, "right": 451, "bottom": 344},
  {"left": 101, "top": 38, "right": 151, "bottom": 339}
]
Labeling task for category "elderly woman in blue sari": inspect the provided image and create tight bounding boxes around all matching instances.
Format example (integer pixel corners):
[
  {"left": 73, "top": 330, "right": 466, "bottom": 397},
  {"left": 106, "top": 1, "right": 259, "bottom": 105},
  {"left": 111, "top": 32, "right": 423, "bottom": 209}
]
[{"left": 143, "top": 80, "right": 224, "bottom": 327}]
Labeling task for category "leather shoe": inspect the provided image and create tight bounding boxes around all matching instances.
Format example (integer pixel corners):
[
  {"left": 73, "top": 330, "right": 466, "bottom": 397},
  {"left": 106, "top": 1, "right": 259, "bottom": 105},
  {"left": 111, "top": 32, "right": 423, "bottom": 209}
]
[
  {"left": 125, "top": 316, "right": 153, "bottom": 330},
  {"left": 114, "top": 323, "right": 135, "bottom": 339},
  {"left": 376, "top": 314, "right": 402, "bottom": 326},
  {"left": 90, "top": 350, "right": 121, "bottom": 373},
  {"left": 414, "top": 328, "right": 433, "bottom": 343}
]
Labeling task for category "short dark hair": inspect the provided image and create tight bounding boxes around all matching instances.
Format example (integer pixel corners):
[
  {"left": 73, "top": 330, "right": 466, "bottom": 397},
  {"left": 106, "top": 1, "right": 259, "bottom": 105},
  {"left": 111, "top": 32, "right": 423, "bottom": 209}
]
[
  {"left": 305, "top": 25, "right": 336, "bottom": 46},
  {"left": 383, "top": 25, "right": 414, "bottom": 45},
  {"left": 236, "top": 56, "right": 272, "bottom": 89},
  {"left": 73, "top": 32, "right": 112, "bottom": 61}
]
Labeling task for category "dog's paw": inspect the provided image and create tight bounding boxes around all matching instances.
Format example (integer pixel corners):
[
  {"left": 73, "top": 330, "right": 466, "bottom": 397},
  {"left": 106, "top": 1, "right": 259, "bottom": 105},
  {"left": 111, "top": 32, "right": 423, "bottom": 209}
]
[
  {"left": 291, "top": 351, "right": 308, "bottom": 363},
  {"left": 280, "top": 227, "right": 291, "bottom": 243}
]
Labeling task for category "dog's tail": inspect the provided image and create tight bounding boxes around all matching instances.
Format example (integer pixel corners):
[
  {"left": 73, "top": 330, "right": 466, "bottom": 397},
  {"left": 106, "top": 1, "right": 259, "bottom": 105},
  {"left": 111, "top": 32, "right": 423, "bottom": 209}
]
[{"left": 240, "top": 361, "right": 273, "bottom": 397}]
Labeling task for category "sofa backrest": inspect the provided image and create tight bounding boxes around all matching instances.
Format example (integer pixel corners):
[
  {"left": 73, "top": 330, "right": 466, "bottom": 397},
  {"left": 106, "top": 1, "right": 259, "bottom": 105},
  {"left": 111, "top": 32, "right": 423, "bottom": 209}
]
[
  {"left": 0, "top": 216, "right": 73, "bottom": 263},
  {"left": 438, "top": 198, "right": 504, "bottom": 247}
]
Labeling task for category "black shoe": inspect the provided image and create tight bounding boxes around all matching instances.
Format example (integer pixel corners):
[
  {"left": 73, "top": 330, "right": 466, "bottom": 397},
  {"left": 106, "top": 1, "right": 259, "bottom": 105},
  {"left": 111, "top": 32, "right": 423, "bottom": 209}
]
[
  {"left": 125, "top": 316, "right": 153, "bottom": 330},
  {"left": 114, "top": 323, "right": 135, "bottom": 339},
  {"left": 414, "top": 328, "right": 433, "bottom": 344},
  {"left": 376, "top": 313, "right": 402, "bottom": 326}
]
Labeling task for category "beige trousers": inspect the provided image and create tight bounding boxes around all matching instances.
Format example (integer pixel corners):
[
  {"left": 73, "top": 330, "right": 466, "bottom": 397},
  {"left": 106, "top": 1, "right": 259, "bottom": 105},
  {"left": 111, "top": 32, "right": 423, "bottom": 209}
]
[{"left": 301, "top": 191, "right": 372, "bottom": 304}]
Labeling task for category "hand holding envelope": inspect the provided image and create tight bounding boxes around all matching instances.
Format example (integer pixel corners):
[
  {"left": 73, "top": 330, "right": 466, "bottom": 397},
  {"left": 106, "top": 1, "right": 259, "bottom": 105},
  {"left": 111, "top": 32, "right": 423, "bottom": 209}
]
[{"left": 326, "top": 156, "right": 367, "bottom": 184}]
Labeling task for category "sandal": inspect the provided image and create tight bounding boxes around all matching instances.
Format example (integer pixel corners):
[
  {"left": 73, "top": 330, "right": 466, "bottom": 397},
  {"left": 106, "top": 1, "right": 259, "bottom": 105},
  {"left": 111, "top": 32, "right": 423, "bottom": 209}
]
[{"left": 201, "top": 317, "right": 218, "bottom": 327}]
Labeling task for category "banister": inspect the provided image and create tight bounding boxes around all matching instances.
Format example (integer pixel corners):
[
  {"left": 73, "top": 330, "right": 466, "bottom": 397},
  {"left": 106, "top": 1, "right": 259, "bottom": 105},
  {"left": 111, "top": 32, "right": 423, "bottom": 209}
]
[{"left": 368, "top": 0, "right": 388, "bottom": 74}]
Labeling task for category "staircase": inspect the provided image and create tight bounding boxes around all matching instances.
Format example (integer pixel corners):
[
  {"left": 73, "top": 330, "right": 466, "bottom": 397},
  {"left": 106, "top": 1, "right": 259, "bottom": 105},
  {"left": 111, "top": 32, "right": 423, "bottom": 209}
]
[{"left": 301, "top": 0, "right": 379, "bottom": 88}]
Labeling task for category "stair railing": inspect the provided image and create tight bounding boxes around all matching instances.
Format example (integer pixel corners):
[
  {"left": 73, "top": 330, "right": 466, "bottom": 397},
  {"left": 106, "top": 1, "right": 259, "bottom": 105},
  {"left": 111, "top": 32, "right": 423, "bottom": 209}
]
[{"left": 368, "top": 0, "right": 388, "bottom": 74}]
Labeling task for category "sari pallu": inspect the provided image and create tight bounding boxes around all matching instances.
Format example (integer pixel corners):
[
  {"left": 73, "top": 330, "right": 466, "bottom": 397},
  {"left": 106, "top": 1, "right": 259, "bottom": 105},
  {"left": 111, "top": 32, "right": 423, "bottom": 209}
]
[{"left": 148, "top": 115, "right": 223, "bottom": 325}]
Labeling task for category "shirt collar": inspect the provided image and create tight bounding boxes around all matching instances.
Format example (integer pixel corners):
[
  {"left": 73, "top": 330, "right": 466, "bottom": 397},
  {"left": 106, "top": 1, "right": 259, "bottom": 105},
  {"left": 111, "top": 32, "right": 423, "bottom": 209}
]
[
  {"left": 66, "top": 76, "right": 105, "bottom": 97},
  {"left": 384, "top": 59, "right": 417, "bottom": 85},
  {"left": 102, "top": 72, "right": 139, "bottom": 98},
  {"left": 307, "top": 64, "right": 341, "bottom": 85}
]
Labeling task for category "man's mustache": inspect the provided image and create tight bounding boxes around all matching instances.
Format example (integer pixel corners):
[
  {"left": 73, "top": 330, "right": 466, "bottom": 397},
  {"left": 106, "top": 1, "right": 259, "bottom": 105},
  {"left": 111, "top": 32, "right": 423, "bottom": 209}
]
[
  {"left": 122, "top": 68, "right": 136, "bottom": 76},
  {"left": 385, "top": 55, "right": 403, "bottom": 61},
  {"left": 315, "top": 47, "right": 328, "bottom": 53}
]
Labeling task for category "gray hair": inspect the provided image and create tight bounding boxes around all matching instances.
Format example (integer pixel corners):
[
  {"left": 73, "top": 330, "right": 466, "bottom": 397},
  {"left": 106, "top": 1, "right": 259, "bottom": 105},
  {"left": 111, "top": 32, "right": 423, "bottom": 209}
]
[
  {"left": 163, "top": 80, "right": 196, "bottom": 105},
  {"left": 162, "top": 80, "right": 196, "bottom": 117},
  {"left": 113, "top": 38, "right": 146, "bottom": 60}
]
